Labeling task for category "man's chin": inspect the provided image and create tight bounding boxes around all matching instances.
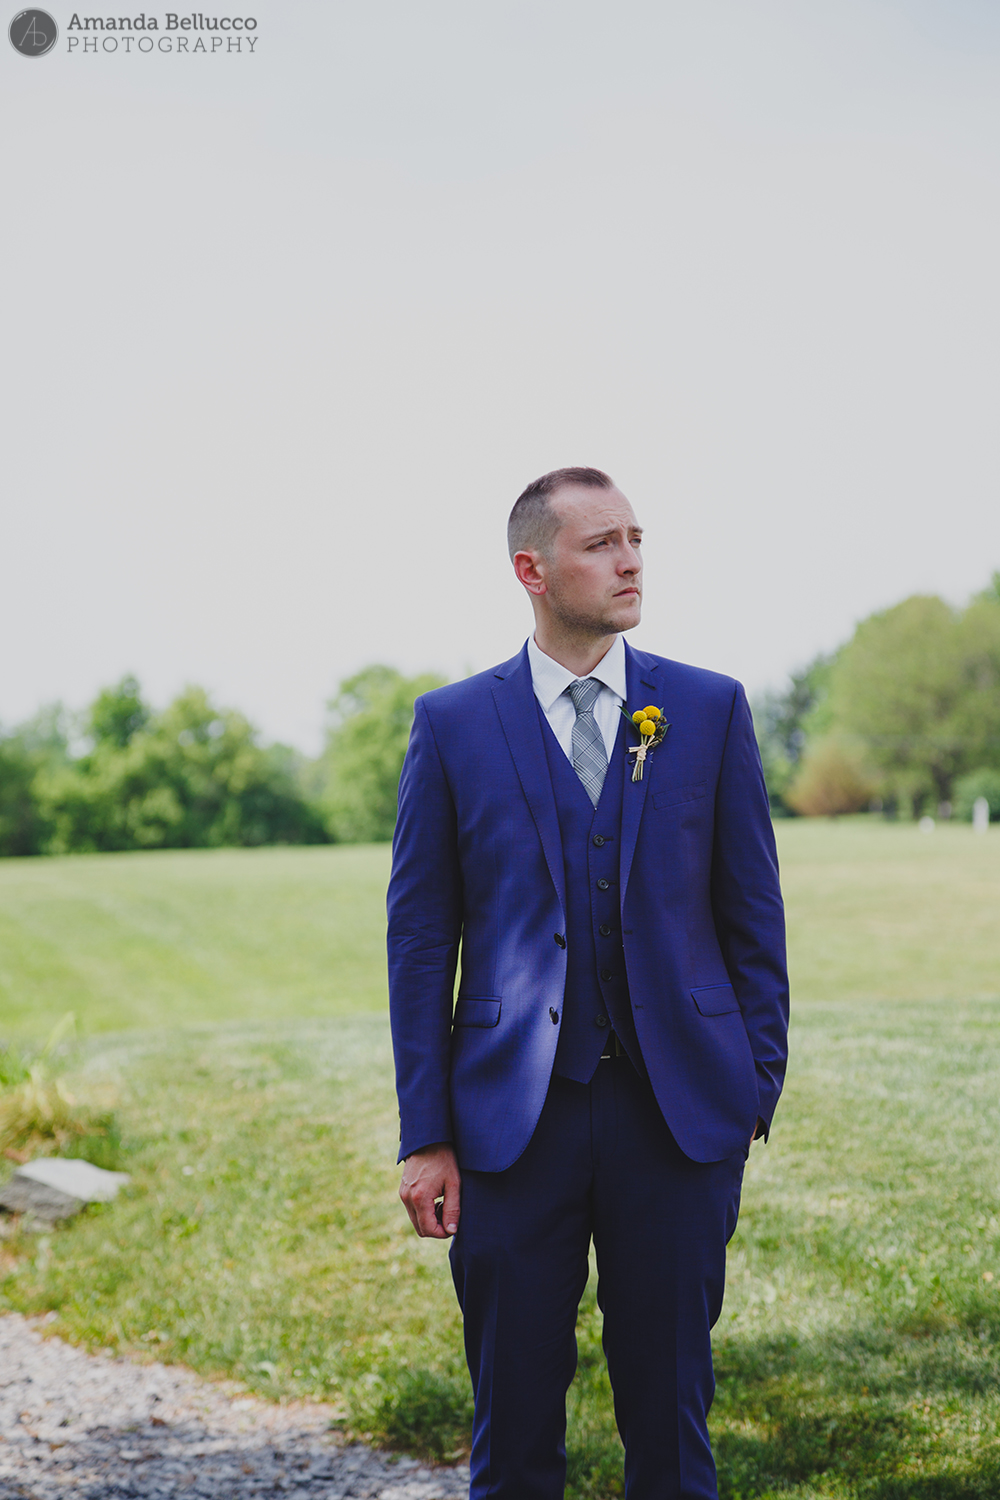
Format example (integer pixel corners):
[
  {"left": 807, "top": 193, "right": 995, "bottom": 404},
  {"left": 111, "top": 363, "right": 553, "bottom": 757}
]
[
  {"left": 550, "top": 598, "right": 641, "bottom": 636},
  {"left": 611, "top": 602, "right": 641, "bottom": 632}
]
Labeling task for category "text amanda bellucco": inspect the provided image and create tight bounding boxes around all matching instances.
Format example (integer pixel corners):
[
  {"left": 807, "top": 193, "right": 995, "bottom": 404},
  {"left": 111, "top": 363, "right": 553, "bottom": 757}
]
[{"left": 66, "top": 14, "right": 258, "bottom": 52}]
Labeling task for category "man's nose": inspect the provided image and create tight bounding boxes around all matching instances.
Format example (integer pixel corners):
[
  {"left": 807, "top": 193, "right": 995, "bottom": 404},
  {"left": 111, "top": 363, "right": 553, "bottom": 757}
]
[{"left": 620, "top": 543, "right": 641, "bottom": 573}]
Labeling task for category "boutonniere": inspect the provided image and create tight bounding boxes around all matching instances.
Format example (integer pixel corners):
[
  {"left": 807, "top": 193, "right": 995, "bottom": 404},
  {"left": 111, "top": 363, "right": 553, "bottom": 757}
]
[{"left": 620, "top": 704, "right": 670, "bottom": 781}]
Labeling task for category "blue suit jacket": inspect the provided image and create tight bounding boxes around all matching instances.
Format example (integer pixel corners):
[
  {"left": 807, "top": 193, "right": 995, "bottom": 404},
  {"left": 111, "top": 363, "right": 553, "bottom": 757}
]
[{"left": 387, "top": 641, "right": 788, "bottom": 1171}]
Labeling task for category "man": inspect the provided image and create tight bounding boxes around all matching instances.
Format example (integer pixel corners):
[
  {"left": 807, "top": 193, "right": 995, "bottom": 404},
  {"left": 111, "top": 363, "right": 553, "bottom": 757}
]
[{"left": 387, "top": 467, "right": 788, "bottom": 1499}]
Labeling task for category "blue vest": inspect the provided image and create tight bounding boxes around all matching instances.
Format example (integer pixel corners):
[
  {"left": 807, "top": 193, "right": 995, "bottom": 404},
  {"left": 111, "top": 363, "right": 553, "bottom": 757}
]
[{"left": 536, "top": 704, "right": 645, "bottom": 1083}]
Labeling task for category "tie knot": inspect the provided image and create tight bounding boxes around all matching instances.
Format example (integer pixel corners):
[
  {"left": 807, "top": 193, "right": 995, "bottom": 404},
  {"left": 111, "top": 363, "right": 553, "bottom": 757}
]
[{"left": 568, "top": 678, "right": 601, "bottom": 715}]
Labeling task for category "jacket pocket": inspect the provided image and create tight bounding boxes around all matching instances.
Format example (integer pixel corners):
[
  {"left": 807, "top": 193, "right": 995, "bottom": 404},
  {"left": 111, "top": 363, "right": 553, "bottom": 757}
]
[
  {"left": 691, "top": 983, "right": 740, "bottom": 1016},
  {"left": 453, "top": 997, "right": 502, "bottom": 1028},
  {"left": 653, "top": 780, "right": 707, "bottom": 811}
]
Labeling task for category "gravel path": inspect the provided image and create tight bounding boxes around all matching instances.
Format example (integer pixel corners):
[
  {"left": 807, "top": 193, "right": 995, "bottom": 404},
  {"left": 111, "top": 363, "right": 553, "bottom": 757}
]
[{"left": 0, "top": 1314, "right": 470, "bottom": 1499}]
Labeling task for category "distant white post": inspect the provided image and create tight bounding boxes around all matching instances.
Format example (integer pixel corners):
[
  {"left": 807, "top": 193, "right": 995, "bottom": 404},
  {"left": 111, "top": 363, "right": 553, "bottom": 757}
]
[{"left": 972, "top": 796, "right": 990, "bottom": 835}]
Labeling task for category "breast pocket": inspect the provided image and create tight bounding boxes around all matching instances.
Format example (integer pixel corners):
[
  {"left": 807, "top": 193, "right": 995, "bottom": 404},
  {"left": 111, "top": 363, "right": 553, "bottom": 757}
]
[
  {"left": 453, "top": 997, "right": 502, "bottom": 1028},
  {"left": 653, "top": 780, "right": 707, "bottom": 811}
]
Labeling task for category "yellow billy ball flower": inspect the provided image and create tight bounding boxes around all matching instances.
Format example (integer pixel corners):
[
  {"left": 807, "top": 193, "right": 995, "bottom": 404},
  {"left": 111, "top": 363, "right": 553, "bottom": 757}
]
[
  {"left": 643, "top": 706, "right": 661, "bottom": 721},
  {"left": 632, "top": 710, "right": 647, "bottom": 726},
  {"left": 639, "top": 719, "right": 655, "bottom": 737}
]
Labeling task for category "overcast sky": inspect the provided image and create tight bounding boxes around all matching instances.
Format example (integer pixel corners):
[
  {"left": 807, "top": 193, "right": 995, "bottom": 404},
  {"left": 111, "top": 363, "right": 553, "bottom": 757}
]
[{"left": 3, "top": 0, "right": 1000, "bottom": 752}]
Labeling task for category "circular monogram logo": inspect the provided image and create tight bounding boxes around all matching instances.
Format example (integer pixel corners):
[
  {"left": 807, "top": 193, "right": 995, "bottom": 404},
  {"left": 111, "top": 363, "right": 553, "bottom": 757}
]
[{"left": 9, "top": 9, "right": 58, "bottom": 56}]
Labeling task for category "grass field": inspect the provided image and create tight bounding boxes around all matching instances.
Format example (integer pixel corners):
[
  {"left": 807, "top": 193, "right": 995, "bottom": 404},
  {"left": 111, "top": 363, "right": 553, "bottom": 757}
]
[{"left": 2, "top": 821, "right": 1000, "bottom": 1497}]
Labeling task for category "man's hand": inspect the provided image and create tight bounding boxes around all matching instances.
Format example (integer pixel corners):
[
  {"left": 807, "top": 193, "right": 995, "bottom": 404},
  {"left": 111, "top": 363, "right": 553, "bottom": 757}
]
[{"left": 399, "top": 1143, "right": 461, "bottom": 1239}]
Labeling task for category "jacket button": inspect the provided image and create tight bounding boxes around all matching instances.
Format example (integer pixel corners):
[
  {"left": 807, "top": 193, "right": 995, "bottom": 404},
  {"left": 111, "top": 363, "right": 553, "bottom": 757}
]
[
  {"left": 549, "top": 1007, "right": 559, "bottom": 1024},
  {"left": 600, "top": 968, "right": 612, "bottom": 981},
  {"left": 554, "top": 933, "right": 566, "bottom": 948},
  {"left": 592, "top": 835, "right": 605, "bottom": 847},
  {"left": 595, "top": 1013, "right": 608, "bottom": 1027},
  {"left": 599, "top": 923, "right": 611, "bottom": 936},
  {"left": 596, "top": 878, "right": 610, "bottom": 891}
]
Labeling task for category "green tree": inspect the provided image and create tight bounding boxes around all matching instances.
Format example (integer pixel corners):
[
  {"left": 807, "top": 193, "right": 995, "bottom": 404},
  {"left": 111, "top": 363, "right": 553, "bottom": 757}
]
[
  {"left": 0, "top": 706, "right": 70, "bottom": 856},
  {"left": 814, "top": 585, "right": 1000, "bottom": 815},
  {"left": 753, "top": 655, "right": 834, "bottom": 814},
  {"left": 320, "top": 665, "right": 446, "bottom": 843},
  {"left": 0, "top": 739, "right": 48, "bottom": 856},
  {"left": 822, "top": 595, "right": 966, "bottom": 815},
  {"left": 87, "top": 674, "right": 150, "bottom": 749},
  {"left": 949, "top": 597, "right": 1000, "bottom": 772},
  {"left": 38, "top": 684, "right": 327, "bottom": 853}
]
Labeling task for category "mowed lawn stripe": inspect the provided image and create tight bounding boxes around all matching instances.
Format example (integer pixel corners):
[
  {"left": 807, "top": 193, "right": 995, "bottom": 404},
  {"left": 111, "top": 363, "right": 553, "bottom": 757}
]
[
  {"left": 0, "top": 845, "right": 392, "bottom": 1034},
  {"left": 780, "top": 819, "right": 1000, "bottom": 1003}
]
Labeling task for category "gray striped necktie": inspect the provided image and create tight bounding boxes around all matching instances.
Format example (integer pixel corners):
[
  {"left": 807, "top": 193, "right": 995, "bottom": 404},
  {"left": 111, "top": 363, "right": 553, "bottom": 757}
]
[{"left": 568, "top": 678, "right": 608, "bottom": 807}]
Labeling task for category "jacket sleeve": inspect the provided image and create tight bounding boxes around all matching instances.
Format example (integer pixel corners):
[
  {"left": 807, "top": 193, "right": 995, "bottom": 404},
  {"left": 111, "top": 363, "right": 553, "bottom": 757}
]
[
  {"left": 710, "top": 682, "right": 789, "bottom": 1134},
  {"left": 387, "top": 697, "right": 463, "bottom": 1162}
]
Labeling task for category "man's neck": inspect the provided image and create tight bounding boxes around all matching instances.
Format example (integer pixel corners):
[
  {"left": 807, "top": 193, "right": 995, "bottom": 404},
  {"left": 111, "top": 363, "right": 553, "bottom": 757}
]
[{"left": 531, "top": 626, "right": 620, "bottom": 679}]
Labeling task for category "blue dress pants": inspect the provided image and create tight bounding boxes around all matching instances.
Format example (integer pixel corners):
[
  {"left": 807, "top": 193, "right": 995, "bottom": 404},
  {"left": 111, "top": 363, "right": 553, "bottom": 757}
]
[{"left": 449, "top": 1055, "right": 746, "bottom": 1499}]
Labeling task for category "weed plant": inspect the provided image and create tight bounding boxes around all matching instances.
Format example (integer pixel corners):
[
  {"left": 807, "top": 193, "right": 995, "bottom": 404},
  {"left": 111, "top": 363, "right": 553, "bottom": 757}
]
[{"left": 0, "top": 1016, "right": 118, "bottom": 1162}]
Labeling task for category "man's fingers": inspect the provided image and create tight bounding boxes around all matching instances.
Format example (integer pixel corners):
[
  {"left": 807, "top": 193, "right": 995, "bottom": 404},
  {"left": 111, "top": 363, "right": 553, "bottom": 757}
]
[
  {"left": 401, "top": 1192, "right": 427, "bottom": 1237},
  {"left": 415, "top": 1188, "right": 447, "bottom": 1237},
  {"left": 402, "top": 1184, "right": 448, "bottom": 1238},
  {"left": 440, "top": 1176, "right": 461, "bottom": 1237}
]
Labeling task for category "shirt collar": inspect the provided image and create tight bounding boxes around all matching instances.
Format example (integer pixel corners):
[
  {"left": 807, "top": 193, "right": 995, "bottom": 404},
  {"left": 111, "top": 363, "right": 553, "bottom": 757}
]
[{"left": 526, "top": 632, "right": 627, "bottom": 712}]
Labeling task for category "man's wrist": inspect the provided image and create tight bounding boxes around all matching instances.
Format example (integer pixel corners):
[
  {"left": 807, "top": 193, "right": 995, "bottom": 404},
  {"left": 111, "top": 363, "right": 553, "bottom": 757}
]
[{"left": 405, "top": 1140, "right": 453, "bottom": 1160}]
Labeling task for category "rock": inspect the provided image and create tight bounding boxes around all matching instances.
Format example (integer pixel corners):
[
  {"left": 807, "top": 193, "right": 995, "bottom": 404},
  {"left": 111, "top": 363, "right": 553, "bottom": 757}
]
[
  {"left": 17, "top": 1157, "right": 130, "bottom": 1201},
  {"left": 0, "top": 1174, "right": 82, "bottom": 1223},
  {"left": 0, "top": 1158, "right": 130, "bottom": 1226}
]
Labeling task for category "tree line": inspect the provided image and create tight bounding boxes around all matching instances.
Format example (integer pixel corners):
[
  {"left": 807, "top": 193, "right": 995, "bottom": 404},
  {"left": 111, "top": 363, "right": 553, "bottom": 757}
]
[
  {"left": 755, "top": 573, "right": 1000, "bottom": 820},
  {"left": 2, "top": 572, "right": 998, "bottom": 857},
  {"left": 0, "top": 666, "right": 443, "bottom": 858}
]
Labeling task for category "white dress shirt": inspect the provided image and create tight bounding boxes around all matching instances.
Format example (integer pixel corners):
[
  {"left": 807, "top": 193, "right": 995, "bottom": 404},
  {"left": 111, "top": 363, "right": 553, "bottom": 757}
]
[{"left": 526, "top": 633, "right": 627, "bottom": 763}]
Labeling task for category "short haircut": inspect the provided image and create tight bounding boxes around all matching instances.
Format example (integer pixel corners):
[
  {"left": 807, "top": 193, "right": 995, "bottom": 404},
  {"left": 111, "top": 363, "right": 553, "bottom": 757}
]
[{"left": 507, "top": 467, "right": 614, "bottom": 560}]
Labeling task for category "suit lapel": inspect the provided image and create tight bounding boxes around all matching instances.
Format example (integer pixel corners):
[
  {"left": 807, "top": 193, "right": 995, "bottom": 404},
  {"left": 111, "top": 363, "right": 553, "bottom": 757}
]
[
  {"left": 491, "top": 646, "right": 566, "bottom": 916},
  {"left": 619, "top": 644, "right": 661, "bottom": 913}
]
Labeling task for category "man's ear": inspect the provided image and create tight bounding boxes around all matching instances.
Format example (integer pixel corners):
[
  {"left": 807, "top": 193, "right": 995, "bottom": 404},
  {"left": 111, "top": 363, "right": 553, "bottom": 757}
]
[{"left": 513, "top": 549, "right": 547, "bottom": 596}]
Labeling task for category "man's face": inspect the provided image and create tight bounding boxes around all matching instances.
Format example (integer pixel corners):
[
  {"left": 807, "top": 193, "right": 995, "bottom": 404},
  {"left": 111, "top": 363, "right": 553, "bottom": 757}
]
[{"left": 541, "top": 485, "right": 643, "bottom": 637}]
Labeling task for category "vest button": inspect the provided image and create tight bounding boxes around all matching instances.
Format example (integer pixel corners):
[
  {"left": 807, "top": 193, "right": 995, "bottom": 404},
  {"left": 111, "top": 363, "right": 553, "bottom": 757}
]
[
  {"left": 600, "top": 968, "right": 612, "bottom": 981},
  {"left": 599, "top": 923, "right": 611, "bottom": 936},
  {"left": 595, "top": 1013, "right": 608, "bottom": 1027},
  {"left": 554, "top": 933, "right": 566, "bottom": 948},
  {"left": 549, "top": 1007, "right": 560, "bottom": 1024},
  {"left": 596, "top": 878, "right": 610, "bottom": 891},
  {"left": 592, "top": 835, "right": 605, "bottom": 847}
]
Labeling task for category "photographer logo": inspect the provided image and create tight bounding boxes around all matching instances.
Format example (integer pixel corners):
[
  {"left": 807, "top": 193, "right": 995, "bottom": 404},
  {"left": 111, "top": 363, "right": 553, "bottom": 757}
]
[{"left": 9, "top": 8, "right": 58, "bottom": 55}]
